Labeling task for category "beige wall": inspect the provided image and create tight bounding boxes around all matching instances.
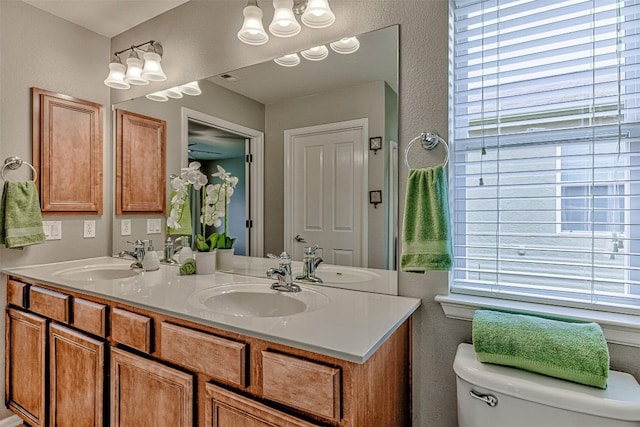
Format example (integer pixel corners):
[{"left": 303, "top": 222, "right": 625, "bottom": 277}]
[
  {"left": 264, "top": 80, "right": 388, "bottom": 267},
  {"left": 1, "top": 1, "right": 638, "bottom": 426}
]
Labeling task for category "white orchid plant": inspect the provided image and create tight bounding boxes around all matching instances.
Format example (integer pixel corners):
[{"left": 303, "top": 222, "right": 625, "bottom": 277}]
[{"left": 167, "top": 162, "right": 238, "bottom": 252}]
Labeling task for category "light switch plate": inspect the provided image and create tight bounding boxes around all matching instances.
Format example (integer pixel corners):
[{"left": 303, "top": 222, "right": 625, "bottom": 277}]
[
  {"left": 147, "top": 218, "right": 162, "bottom": 234},
  {"left": 43, "top": 221, "right": 62, "bottom": 240},
  {"left": 83, "top": 220, "right": 96, "bottom": 238},
  {"left": 121, "top": 219, "right": 131, "bottom": 236}
]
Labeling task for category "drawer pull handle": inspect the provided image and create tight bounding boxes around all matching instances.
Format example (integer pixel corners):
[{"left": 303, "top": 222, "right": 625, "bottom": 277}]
[{"left": 469, "top": 389, "right": 498, "bottom": 407}]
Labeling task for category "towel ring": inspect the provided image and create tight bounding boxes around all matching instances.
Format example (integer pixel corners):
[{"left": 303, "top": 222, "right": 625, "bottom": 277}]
[
  {"left": 1, "top": 156, "right": 38, "bottom": 182},
  {"left": 404, "top": 132, "right": 449, "bottom": 169}
]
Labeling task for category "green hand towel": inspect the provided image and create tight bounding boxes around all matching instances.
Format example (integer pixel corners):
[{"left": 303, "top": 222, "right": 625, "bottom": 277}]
[
  {"left": 472, "top": 310, "right": 610, "bottom": 389},
  {"left": 167, "top": 190, "right": 192, "bottom": 236},
  {"left": 179, "top": 258, "right": 196, "bottom": 275},
  {"left": 0, "top": 181, "right": 46, "bottom": 249},
  {"left": 401, "top": 165, "right": 452, "bottom": 272}
]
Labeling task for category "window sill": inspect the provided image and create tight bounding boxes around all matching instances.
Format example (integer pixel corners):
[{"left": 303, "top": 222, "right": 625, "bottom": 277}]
[{"left": 435, "top": 294, "right": 640, "bottom": 348}]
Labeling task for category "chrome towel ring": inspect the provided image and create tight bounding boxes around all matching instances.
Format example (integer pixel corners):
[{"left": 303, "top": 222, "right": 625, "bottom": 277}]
[
  {"left": 1, "top": 156, "right": 38, "bottom": 182},
  {"left": 404, "top": 131, "right": 449, "bottom": 169}
]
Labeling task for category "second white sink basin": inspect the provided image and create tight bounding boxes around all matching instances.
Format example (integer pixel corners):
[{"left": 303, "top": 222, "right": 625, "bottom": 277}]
[
  {"left": 53, "top": 264, "right": 140, "bottom": 281},
  {"left": 188, "top": 283, "right": 329, "bottom": 318}
]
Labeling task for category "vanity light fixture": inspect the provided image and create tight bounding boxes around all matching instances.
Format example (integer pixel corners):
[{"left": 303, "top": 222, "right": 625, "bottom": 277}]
[
  {"left": 237, "top": 0, "right": 335, "bottom": 45},
  {"left": 104, "top": 40, "right": 166, "bottom": 89},
  {"left": 274, "top": 53, "right": 301, "bottom": 67},
  {"left": 270, "top": 0, "right": 301, "bottom": 37},
  {"left": 301, "top": 45, "right": 329, "bottom": 61},
  {"left": 301, "top": 0, "right": 335, "bottom": 28},
  {"left": 238, "top": 0, "right": 270, "bottom": 45},
  {"left": 330, "top": 37, "right": 360, "bottom": 54}
]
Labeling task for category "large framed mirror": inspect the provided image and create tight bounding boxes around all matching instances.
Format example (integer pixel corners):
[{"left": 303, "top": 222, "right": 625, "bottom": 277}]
[{"left": 111, "top": 25, "right": 399, "bottom": 281}]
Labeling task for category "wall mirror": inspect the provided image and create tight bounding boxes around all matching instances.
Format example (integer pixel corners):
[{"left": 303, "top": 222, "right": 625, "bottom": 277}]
[{"left": 111, "top": 25, "right": 399, "bottom": 279}]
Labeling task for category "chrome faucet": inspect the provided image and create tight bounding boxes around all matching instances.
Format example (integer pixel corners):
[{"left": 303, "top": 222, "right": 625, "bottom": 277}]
[
  {"left": 296, "top": 245, "right": 324, "bottom": 283},
  {"left": 161, "top": 237, "right": 178, "bottom": 264},
  {"left": 266, "top": 252, "right": 301, "bottom": 293},
  {"left": 119, "top": 239, "right": 145, "bottom": 269}
]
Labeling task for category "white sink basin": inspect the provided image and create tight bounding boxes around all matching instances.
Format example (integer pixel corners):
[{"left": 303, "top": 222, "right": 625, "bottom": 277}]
[
  {"left": 53, "top": 264, "right": 140, "bottom": 281},
  {"left": 314, "top": 266, "right": 380, "bottom": 284},
  {"left": 188, "top": 283, "right": 329, "bottom": 318}
]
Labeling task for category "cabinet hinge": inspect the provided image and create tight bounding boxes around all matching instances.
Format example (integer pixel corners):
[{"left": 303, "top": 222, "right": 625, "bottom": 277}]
[
  {"left": 246, "top": 219, "right": 253, "bottom": 229},
  {"left": 246, "top": 154, "right": 253, "bottom": 163}
]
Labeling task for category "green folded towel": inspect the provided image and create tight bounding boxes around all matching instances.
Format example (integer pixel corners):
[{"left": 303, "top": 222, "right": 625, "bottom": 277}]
[
  {"left": 179, "top": 258, "right": 196, "bottom": 275},
  {"left": 472, "top": 310, "right": 610, "bottom": 388},
  {"left": 167, "top": 190, "right": 192, "bottom": 236},
  {"left": 401, "top": 165, "right": 452, "bottom": 272},
  {"left": 0, "top": 181, "right": 46, "bottom": 249}
]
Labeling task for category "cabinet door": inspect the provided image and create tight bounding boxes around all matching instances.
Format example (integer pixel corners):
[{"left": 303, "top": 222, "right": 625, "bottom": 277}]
[
  {"left": 5, "top": 308, "right": 47, "bottom": 427},
  {"left": 50, "top": 324, "right": 105, "bottom": 427},
  {"left": 111, "top": 347, "right": 193, "bottom": 427},
  {"left": 205, "top": 383, "right": 320, "bottom": 427},
  {"left": 115, "top": 109, "right": 166, "bottom": 215}
]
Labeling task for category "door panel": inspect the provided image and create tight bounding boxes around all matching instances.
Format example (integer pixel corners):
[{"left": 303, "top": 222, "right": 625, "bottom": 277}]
[{"left": 286, "top": 120, "right": 367, "bottom": 267}]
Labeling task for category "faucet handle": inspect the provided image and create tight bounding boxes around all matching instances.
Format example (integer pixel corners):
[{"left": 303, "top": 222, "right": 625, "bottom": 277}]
[
  {"left": 304, "top": 245, "right": 319, "bottom": 256},
  {"left": 126, "top": 239, "right": 144, "bottom": 248},
  {"left": 267, "top": 251, "right": 291, "bottom": 265}
]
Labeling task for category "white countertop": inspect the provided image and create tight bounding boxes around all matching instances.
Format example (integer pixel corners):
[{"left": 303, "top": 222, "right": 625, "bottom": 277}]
[{"left": 3, "top": 256, "right": 420, "bottom": 363}]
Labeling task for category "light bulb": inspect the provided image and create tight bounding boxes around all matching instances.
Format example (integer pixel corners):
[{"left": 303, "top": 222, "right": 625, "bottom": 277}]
[
  {"left": 104, "top": 57, "right": 130, "bottom": 89},
  {"left": 141, "top": 48, "right": 166, "bottom": 82},
  {"left": 146, "top": 91, "right": 169, "bottom": 102},
  {"left": 330, "top": 37, "right": 360, "bottom": 54},
  {"left": 165, "top": 87, "right": 183, "bottom": 98},
  {"left": 301, "top": 45, "right": 329, "bottom": 61},
  {"left": 237, "top": 1, "right": 269, "bottom": 45},
  {"left": 269, "top": 0, "right": 301, "bottom": 38},
  {"left": 274, "top": 53, "right": 301, "bottom": 67},
  {"left": 124, "top": 50, "right": 148, "bottom": 85},
  {"left": 301, "top": 0, "right": 335, "bottom": 28},
  {"left": 179, "top": 81, "right": 202, "bottom": 96}
]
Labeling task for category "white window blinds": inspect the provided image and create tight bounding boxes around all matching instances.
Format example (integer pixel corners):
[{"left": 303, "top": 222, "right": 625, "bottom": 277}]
[{"left": 450, "top": 0, "right": 640, "bottom": 313}]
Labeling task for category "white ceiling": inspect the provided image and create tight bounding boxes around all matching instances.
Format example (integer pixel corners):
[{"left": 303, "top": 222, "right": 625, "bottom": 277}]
[{"left": 21, "top": 0, "right": 190, "bottom": 38}]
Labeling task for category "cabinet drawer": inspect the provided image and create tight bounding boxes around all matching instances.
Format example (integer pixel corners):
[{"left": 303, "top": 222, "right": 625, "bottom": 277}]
[
  {"left": 29, "top": 286, "right": 70, "bottom": 323},
  {"left": 72, "top": 298, "right": 107, "bottom": 337},
  {"left": 160, "top": 322, "right": 246, "bottom": 387},
  {"left": 7, "top": 278, "right": 27, "bottom": 308},
  {"left": 111, "top": 308, "right": 152, "bottom": 353},
  {"left": 261, "top": 352, "right": 341, "bottom": 420},
  {"left": 206, "top": 383, "right": 321, "bottom": 427}
]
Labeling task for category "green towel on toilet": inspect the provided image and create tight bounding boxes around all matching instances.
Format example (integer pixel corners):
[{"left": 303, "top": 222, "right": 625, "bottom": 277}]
[
  {"left": 472, "top": 310, "right": 610, "bottom": 388},
  {"left": 401, "top": 165, "right": 452, "bottom": 272},
  {"left": 0, "top": 181, "right": 46, "bottom": 249}
]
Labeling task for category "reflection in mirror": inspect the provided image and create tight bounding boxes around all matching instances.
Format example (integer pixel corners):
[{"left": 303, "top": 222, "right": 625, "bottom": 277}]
[{"left": 112, "top": 25, "right": 399, "bottom": 279}]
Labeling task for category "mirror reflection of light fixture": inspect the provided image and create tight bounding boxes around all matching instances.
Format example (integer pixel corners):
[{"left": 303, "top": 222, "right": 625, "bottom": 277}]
[
  {"left": 104, "top": 40, "right": 166, "bottom": 89},
  {"left": 146, "top": 82, "right": 203, "bottom": 102},
  {"left": 301, "top": 45, "right": 329, "bottom": 61},
  {"left": 237, "top": 0, "right": 270, "bottom": 45},
  {"left": 330, "top": 37, "right": 360, "bottom": 54},
  {"left": 179, "top": 81, "right": 202, "bottom": 96},
  {"left": 301, "top": 0, "right": 335, "bottom": 28},
  {"left": 270, "top": 0, "right": 301, "bottom": 37},
  {"left": 145, "top": 91, "right": 169, "bottom": 102},
  {"left": 274, "top": 53, "right": 301, "bottom": 67}
]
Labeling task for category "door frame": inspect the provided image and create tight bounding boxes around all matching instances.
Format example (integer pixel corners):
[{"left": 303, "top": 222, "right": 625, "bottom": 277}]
[
  {"left": 181, "top": 107, "right": 264, "bottom": 257},
  {"left": 284, "top": 118, "right": 369, "bottom": 266}
]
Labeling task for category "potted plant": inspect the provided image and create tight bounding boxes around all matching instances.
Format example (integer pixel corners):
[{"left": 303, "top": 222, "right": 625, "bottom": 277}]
[{"left": 200, "top": 165, "right": 238, "bottom": 271}]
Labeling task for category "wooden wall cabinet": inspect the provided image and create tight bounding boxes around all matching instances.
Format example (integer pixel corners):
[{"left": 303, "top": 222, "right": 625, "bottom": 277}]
[
  {"left": 32, "top": 87, "right": 103, "bottom": 215},
  {"left": 115, "top": 109, "right": 166, "bottom": 215}
]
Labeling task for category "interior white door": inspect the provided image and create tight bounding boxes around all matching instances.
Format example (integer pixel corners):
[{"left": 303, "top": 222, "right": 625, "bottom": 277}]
[{"left": 285, "top": 119, "right": 368, "bottom": 267}]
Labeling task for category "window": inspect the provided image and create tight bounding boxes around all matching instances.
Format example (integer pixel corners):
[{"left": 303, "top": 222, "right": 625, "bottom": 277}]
[{"left": 450, "top": 0, "right": 640, "bottom": 312}]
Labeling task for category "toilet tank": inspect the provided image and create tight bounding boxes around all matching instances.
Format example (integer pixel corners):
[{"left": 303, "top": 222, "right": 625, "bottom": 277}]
[{"left": 454, "top": 343, "right": 640, "bottom": 427}]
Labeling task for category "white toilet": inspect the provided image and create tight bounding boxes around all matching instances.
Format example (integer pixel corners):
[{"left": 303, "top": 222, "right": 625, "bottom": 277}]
[{"left": 454, "top": 343, "right": 640, "bottom": 427}]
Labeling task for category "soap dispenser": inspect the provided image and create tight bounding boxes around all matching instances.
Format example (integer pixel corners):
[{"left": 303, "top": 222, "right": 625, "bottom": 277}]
[{"left": 142, "top": 239, "right": 160, "bottom": 271}]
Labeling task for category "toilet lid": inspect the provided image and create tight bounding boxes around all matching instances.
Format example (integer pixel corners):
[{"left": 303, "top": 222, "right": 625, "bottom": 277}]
[{"left": 454, "top": 343, "right": 640, "bottom": 421}]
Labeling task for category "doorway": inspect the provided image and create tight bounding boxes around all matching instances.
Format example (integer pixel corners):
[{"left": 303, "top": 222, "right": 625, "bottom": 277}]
[
  {"left": 284, "top": 119, "right": 368, "bottom": 267},
  {"left": 181, "top": 108, "right": 264, "bottom": 257}
]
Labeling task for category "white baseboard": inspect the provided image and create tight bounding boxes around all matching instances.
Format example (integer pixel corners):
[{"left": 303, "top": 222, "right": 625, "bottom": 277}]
[{"left": 0, "top": 415, "right": 22, "bottom": 427}]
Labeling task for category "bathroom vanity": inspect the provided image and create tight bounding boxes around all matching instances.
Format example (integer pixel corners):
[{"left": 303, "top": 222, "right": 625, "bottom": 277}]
[{"left": 3, "top": 257, "right": 419, "bottom": 426}]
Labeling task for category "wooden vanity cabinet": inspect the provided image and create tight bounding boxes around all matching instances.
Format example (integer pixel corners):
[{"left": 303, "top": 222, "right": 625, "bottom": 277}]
[{"left": 5, "top": 276, "right": 412, "bottom": 427}]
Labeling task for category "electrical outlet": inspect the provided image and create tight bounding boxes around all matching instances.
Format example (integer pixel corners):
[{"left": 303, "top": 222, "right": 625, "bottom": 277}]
[
  {"left": 43, "top": 221, "right": 62, "bottom": 240},
  {"left": 83, "top": 220, "right": 96, "bottom": 238},
  {"left": 147, "top": 218, "right": 162, "bottom": 234},
  {"left": 121, "top": 219, "right": 131, "bottom": 236}
]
